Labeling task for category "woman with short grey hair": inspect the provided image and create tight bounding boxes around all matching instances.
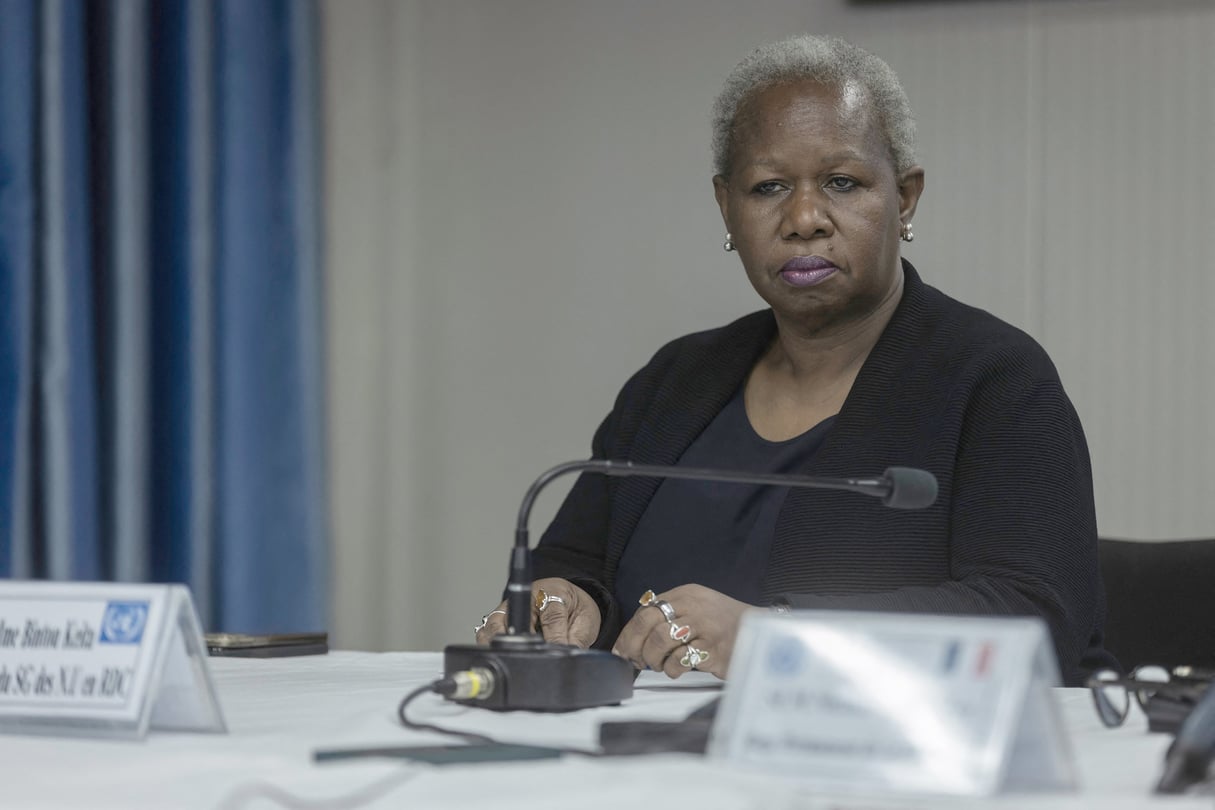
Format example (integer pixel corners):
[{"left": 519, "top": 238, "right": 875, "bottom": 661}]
[{"left": 477, "top": 34, "right": 1113, "bottom": 686}]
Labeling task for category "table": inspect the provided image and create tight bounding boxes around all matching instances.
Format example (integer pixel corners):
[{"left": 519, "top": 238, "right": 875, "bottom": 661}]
[{"left": 3, "top": 651, "right": 1209, "bottom": 809}]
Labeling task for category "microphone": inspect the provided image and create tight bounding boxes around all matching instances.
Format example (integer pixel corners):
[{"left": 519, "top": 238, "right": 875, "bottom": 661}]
[{"left": 442, "top": 460, "right": 938, "bottom": 712}]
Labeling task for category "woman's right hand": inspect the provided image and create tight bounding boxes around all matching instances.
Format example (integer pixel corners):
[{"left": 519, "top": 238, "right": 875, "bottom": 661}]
[{"left": 473, "top": 577, "right": 601, "bottom": 648}]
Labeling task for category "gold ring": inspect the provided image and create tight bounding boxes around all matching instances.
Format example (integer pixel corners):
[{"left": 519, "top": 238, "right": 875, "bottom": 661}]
[{"left": 534, "top": 589, "right": 566, "bottom": 613}]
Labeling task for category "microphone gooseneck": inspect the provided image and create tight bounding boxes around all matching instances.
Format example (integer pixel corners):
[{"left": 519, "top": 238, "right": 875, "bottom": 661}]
[
  {"left": 515, "top": 460, "right": 936, "bottom": 536},
  {"left": 506, "top": 460, "right": 936, "bottom": 635},
  {"left": 450, "top": 459, "right": 939, "bottom": 712}
]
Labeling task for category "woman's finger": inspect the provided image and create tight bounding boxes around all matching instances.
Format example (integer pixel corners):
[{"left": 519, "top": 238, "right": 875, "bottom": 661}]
[
  {"left": 473, "top": 602, "right": 510, "bottom": 644},
  {"left": 656, "top": 584, "right": 742, "bottom": 678},
  {"left": 663, "top": 639, "right": 718, "bottom": 678},
  {"left": 566, "top": 604, "right": 600, "bottom": 648},
  {"left": 536, "top": 589, "right": 573, "bottom": 645},
  {"left": 612, "top": 601, "right": 665, "bottom": 668},
  {"left": 639, "top": 613, "right": 687, "bottom": 671}
]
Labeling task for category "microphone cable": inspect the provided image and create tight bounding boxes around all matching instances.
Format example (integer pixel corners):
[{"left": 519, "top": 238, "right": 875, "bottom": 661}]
[
  {"left": 393, "top": 672, "right": 603, "bottom": 757},
  {"left": 395, "top": 675, "right": 498, "bottom": 746},
  {"left": 310, "top": 671, "right": 604, "bottom": 760}
]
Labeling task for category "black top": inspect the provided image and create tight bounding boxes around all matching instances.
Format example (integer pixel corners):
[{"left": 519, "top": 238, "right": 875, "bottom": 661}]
[
  {"left": 533, "top": 260, "right": 1115, "bottom": 686},
  {"left": 613, "top": 387, "right": 834, "bottom": 622}
]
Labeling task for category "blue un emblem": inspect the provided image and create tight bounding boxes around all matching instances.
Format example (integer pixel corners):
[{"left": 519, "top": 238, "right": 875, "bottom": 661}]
[
  {"left": 100, "top": 601, "right": 149, "bottom": 644},
  {"left": 766, "top": 636, "right": 805, "bottom": 677}
]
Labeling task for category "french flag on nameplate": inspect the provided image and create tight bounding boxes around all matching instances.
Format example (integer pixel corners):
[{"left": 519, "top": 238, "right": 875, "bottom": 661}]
[{"left": 973, "top": 642, "right": 995, "bottom": 678}]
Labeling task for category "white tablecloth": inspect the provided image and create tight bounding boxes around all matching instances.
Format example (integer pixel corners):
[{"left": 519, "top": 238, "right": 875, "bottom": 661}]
[{"left": 2, "top": 651, "right": 1207, "bottom": 809}]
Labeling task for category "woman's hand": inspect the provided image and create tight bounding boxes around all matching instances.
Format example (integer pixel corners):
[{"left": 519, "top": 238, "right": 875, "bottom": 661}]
[
  {"left": 611, "top": 584, "right": 751, "bottom": 679},
  {"left": 473, "top": 577, "right": 601, "bottom": 648}
]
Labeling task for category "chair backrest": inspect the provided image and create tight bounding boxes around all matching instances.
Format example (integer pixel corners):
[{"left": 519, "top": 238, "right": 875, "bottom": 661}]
[{"left": 1099, "top": 537, "right": 1215, "bottom": 672}]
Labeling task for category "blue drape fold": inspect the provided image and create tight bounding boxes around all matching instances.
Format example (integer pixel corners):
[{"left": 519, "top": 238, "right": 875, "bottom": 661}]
[
  {"left": 0, "top": 0, "right": 327, "bottom": 634},
  {"left": 213, "top": 0, "right": 326, "bottom": 633},
  {"left": 0, "top": 0, "right": 38, "bottom": 580},
  {"left": 41, "top": 0, "right": 102, "bottom": 581}
]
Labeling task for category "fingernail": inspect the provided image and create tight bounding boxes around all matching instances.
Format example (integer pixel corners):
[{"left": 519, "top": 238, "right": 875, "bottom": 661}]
[{"left": 610, "top": 647, "right": 620, "bottom": 656}]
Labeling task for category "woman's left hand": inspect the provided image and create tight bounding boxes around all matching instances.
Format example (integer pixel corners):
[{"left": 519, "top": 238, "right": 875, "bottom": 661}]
[{"left": 611, "top": 584, "right": 752, "bottom": 679}]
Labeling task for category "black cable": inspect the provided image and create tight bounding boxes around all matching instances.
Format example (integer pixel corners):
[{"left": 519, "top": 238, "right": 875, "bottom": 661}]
[
  {"left": 393, "top": 677, "right": 603, "bottom": 757},
  {"left": 396, "top": 678, "right": 498, "bottom": 745}
]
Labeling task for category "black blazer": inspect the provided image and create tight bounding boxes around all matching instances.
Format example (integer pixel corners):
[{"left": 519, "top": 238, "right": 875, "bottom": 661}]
[{"left": 534, "top": 261, "right": 1113, "bottom": 686}]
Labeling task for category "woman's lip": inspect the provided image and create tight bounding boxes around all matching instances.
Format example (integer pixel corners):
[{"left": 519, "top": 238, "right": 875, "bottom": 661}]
[
  {"left": 782, "top": 255, "right": 836, "bottom": 272},
  {"left": 780, "top": 256, "right": 838, "bottom": 287}
]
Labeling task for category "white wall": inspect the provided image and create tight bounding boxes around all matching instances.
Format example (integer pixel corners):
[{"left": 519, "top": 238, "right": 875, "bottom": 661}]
[{"left": 321, "top": 0, "right": 1215, "bottom": 652}]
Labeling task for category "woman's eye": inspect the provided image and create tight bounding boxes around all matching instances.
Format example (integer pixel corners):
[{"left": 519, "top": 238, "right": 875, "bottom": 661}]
[
  {"left": 826, "top": 176, "right": 858, "bottom": 191},
  {"left": 752, "top": 181, "right": 785, "bottom": 195}
]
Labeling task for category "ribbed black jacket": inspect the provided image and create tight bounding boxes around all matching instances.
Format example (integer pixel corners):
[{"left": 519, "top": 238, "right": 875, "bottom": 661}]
[{"left": 533, "top": 261, "right": 1112, "bottom": 686}]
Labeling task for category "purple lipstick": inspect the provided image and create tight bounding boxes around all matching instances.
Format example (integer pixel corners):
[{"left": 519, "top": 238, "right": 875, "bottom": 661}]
[{"left": 780, "top": 255, "right": 838, "bottom": 287}]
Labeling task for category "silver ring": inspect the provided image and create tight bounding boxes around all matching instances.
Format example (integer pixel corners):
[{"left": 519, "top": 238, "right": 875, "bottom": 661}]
[
  {"left": 473, "top": 609, "right": 507, "bottom": 633},
  {"left": 669, "top": 623, "right": 691, "bottom": 642},
  {"left": 653, "top": 599, "right": 677, "bottom": 623},
  {"left": 534, "top": 589, "right": 566, "bottom": 613},
  {"left": 680, "top": 645, "right": 710, "bottom": 670}
]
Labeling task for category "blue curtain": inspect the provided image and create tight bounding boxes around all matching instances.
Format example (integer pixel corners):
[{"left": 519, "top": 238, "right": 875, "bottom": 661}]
[{"left": 0, "top": 0, "right": 327, "bottom": 635}]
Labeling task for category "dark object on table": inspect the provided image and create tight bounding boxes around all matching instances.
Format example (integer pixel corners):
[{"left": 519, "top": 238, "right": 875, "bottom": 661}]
[
  {"left": 1144, "top": 668, "right": 1213, "bottom": 735},
  {"left": 1145, "top": 668, "right": 1215, "bottom": 735},
  {"left": 314, "top": 742, "right": 564, "bottom": 765},
  {"left": 443, "top": 640, "right": 634, "bottom": 711},
  {"left": 1147, "top": 692, "right": 1201, "bottom": 736},
  {"left": 206, "top": 632, "right": 328, "bottom": 658},
  {"left": 597, "top": 696, "right": 720, "bottom": 755}
]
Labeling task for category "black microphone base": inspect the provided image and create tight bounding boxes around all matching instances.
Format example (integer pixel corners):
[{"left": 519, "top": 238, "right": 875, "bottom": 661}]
[{"left": 443, "top": 638, "right": 634, "bottom": 712}]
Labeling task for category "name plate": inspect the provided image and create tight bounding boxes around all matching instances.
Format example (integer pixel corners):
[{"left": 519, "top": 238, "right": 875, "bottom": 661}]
[
  {"left": 708, "top": 611, "right": 1075, "bottom": 797},
  {"left": 0, "top": 582, "right": 226, "bottom": 739}
]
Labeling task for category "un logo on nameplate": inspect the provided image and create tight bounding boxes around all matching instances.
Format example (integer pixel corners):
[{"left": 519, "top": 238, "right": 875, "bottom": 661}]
[
  {"left": 100, "top": 602, "right": 149, "bottom": 644},
  {"left": 766, "top": 636, "right": 804, "bottom": 677}
]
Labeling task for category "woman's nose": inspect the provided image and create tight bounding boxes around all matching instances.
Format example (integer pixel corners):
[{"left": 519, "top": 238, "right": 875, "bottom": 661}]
[{"left": 782, "top": 188, "right": 832, "bottom": 240}]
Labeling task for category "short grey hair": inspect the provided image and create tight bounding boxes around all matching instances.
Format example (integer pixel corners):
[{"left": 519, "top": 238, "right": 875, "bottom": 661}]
[{"left": 711, "top": 35, "right": 917, "bottom": 177}]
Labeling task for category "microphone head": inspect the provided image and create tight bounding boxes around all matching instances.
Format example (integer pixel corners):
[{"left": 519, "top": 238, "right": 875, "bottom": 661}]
[{"left": 881, "top": 467, "right": 938, "bottom": 509}]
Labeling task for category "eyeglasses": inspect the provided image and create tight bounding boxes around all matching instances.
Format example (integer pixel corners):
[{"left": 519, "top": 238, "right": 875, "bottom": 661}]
[{"left": 1087, "top": 665, "right": 1212, "bottom": 729}]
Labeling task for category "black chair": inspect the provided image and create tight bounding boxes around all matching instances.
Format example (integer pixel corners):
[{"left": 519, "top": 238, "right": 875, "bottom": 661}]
[{"left": 1099, "top": 537, "right": 1215, "bottom": 672}]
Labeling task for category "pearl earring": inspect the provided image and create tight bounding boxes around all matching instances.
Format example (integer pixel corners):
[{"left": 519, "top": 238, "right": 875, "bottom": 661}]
[
  {"left": 723, "top": 233, "right": 735, "bottom": 252},
  {"left": 900, "top": 222, "right": 914, "bottom": 243}
]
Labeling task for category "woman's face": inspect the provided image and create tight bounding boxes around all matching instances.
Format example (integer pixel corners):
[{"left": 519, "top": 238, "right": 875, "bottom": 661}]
[{"left": 714, "top": 79, "right": 923, "bottom": 336}]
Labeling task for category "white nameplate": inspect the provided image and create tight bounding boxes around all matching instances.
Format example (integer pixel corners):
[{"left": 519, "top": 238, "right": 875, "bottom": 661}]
[
  {"left": 708, "top": 611, "right": 1075, "bottom": 797},
  {"left": 0, "top": 582, "right": 226, "bottom": 739}
]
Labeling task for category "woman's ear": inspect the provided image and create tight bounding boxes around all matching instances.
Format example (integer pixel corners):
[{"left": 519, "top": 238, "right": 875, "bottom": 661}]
[
  {"left": 713, "top": 175, "right": 731, "bottom": 229},
  {"left": 897, "top": 166, "right": 925, "bottom": 224}
]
